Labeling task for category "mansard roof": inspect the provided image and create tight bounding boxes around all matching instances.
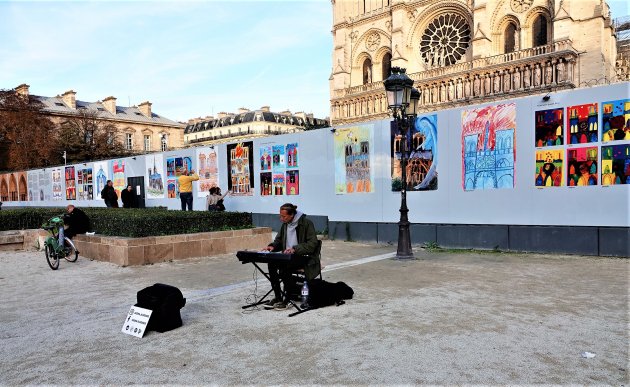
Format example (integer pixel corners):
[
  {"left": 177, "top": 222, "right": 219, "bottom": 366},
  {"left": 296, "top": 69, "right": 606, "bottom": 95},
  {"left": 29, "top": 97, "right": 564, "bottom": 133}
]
[
  {"left": 184, "top": 110, "right": 329, "bottom": 134},
  {"left": 35, "top": 95, "right": 184, "bottom": 127}
]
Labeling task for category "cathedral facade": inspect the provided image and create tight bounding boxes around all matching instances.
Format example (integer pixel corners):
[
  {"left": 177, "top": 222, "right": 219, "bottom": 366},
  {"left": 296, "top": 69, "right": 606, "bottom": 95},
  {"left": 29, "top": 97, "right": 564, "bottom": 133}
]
[{"left": 330, "top": 0, "right": 622, "bottom": 125}]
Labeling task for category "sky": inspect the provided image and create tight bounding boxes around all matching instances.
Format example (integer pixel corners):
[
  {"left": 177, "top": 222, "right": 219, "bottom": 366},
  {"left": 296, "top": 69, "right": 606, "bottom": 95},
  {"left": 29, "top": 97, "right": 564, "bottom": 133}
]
[{"left": 1, "top": 0, "right": 628, "bottom": 124}]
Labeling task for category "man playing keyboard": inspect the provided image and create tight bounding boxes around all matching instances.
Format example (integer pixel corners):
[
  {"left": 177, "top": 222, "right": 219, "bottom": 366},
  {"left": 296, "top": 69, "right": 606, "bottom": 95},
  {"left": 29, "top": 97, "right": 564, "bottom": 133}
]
[{"left": 261, "top": 203, "right": 320, "bottom": 310}]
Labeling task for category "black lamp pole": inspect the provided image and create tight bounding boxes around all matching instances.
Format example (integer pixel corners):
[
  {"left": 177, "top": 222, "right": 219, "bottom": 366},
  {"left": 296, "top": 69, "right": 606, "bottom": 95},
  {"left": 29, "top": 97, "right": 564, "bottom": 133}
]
[{"left": 384, "top": 67, "right": 420, "bottom": 259}]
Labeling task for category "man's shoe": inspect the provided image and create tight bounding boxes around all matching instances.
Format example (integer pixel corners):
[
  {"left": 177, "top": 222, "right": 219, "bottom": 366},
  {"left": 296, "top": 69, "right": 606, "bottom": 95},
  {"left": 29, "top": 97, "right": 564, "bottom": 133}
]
[
  {"left": 263, "top": 298, "right": 280, "bottom": 310},
  {"left": 273, "top": 302, "right": 289, "bottom": 311}
]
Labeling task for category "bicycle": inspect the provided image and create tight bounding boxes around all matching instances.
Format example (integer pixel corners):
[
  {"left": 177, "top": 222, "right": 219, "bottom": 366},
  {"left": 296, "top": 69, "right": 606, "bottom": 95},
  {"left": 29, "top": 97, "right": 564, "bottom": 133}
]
[{"left": 41, "top": 215, "right": 79, "bottom": 270}]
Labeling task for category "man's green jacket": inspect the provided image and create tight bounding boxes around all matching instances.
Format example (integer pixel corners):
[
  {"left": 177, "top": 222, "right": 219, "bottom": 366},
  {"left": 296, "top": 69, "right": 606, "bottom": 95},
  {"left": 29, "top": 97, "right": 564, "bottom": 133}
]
[{"left": 268, "top": 213, "right": 321, "bottom": 280}]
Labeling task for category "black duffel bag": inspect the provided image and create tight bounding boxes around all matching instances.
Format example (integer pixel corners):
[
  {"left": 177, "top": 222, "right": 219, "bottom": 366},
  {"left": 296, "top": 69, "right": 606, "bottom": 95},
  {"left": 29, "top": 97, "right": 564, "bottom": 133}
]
[
  {"left": 136, "top": 283, "right": 186, "bottom": 333},
  {"left": 308, "top": 279, "right": 354, "bottom": 309}
]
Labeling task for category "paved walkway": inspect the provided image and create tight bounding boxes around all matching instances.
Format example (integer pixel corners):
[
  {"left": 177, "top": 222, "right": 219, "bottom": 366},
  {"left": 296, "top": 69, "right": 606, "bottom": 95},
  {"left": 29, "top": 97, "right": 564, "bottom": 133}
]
[{"left": 0, "top": 241, "right": 628, "bottom": 385}]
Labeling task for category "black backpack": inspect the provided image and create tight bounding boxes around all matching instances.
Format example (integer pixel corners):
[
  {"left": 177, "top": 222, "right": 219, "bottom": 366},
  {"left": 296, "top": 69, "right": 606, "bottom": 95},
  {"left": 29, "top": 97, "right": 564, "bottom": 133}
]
[{"left": 308, "top": 279, "right": 354, "bottom": 309}]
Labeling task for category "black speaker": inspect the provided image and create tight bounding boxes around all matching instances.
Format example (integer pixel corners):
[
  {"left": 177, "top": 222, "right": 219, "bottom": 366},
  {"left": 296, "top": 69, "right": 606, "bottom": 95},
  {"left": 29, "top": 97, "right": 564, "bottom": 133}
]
[{"left": 136, "top": 283, "right": 186, "bottom": 333}]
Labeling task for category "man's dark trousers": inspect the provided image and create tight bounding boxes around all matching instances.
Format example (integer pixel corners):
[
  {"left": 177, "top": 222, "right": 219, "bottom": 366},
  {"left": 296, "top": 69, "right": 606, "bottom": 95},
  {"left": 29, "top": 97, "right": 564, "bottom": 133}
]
[{"left": 180, "top": 192, "right": 193, "bottom": 211}]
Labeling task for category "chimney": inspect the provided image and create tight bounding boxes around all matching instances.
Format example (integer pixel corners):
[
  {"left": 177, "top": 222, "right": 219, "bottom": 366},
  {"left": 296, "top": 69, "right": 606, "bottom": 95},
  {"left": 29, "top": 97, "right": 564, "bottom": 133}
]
[
  {"left": 238, "top": 107, "right": 250, "bottom": 114},
  {"left": 15, "top": 84, "right": 30, "bottom": 98},
  {"left": 61, "top": 90, "right": 76, "bottom": 109},
  {"left": 102, "top": 96, "right": 117, "bottom": 114},
  {"left": 295, "top": 111, "right": 307, "bottom": 119},
  {"left": 138, "top": 101, "right": 152, "bottom": 117},
  {"left": 217, "top": 112, "right": 228, "bottom": 119},
  {"left": 280, "top": 110, "right": 292, "bottom": 116},
  {"left": 260, "top": 106, "right": 270, "bottom": 112}
]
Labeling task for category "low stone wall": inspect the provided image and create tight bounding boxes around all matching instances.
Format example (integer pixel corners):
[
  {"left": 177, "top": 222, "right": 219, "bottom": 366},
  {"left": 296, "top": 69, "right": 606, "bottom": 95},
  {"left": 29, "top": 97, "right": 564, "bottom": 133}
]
[
  {"left": 0, "top": 229, "right": 47, "bottom": 251},
  {"left": 72, "top": 227, "right": 272, "bottom": 266}
]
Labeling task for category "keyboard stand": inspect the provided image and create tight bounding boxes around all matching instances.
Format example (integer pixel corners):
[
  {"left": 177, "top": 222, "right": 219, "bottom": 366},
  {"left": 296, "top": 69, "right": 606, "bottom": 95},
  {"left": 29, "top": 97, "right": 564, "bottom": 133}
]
[{"left": 241, "top": 261, "right": 311, "bottom": 317}]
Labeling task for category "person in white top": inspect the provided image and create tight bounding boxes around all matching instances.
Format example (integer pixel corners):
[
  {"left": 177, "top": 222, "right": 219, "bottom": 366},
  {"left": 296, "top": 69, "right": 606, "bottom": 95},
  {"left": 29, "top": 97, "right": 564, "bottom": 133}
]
[{"left": 206, "top": 187, "right": 230, "bottom": 211}]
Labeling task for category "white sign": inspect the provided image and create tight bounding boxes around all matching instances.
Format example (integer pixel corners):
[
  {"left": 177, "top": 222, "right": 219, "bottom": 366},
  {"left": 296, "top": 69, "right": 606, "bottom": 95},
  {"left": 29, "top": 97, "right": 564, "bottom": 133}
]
[{"left": 121, "top": 306, "right": 152, "bottom": 338}]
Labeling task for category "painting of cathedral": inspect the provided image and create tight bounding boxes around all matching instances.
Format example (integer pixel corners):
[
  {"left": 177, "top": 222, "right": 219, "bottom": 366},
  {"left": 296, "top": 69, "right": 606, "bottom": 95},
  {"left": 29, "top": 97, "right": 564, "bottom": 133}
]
[
  {"left": 227, "top": 141, "right": 254, "bottom": 196},
  {"left": 197, "top": 148, "right": 218, "bottom": 197},
  {"left": 333, "top": 125, "right": 374, "bottom": 194},
  {"left": 601, "top": 144, "right": 630, "bottom": 185},
  {"left": 390, "top": 114, "right": 437, "bottom": 191},
  {"left": 146, "top": 154, "right": 164, "bottom": 199},
  {"left": 567, "top": 103, "right": 598, "bottom": 144},
  {"left": 535, "top": 150, "right": 563, "bottom": 187},
  {"left": 535, "top": 108, "right": 563, "bottom": 147},
  {"left": 602, "top": 99, "right": 630, "bottom": 142},
  {"left": 567, "top": 147, "right": 598, "bottom": 186},
  {"left": 462, "top": 103, "right": 516, "bottom": 191}
]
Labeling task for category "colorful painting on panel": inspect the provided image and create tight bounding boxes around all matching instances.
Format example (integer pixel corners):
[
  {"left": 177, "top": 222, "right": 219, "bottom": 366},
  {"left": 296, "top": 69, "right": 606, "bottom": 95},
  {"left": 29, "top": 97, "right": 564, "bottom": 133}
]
[
  {"left": 167, "top": 179, "right": 177, "bottom": 198},
  {"left": 333, "top": 125, "right": 374, "bottom": 194},
  {"left": 286, "top": 170, "right": 299, "bottom": 195},
  {"left": 145, "top": 154, "right": 165, "bottom": 199},
  {"left": 461, "top": 103, "right": 516, "bottom": 190},
  {"left": 38, "top": 169, "right": 51, "bottom": 201},
  {"left": 77, "top": 168, "right": 93, "bottom": 200},
  {"left": 602, "top": 99, "right": 630, "bottom": 142},
  {"left": 391, "top": 114, "right": 438, "bottom": 191},
  {"left": 535, "top": 108, "right": 563, "bottom": 147},
  {"left": 272, "top": 145, "right": 285, "bottom": 171},
  {"left": 65, "top": 166, "right": 76, "bottom": 200},
  {"left": 601, "top": 144, "right": 630, "bottom": 185},
  {"left": 260, "top": 145, "right": 272, "bottom": 172},
  {"left": 260, "top": 172, "right": 272, "bottom": 196},
  {"left": 27, "top": 171, "right": 39, "bottom": 201},
  {"left": 93, "top": 161, "right": 108, "bottom": 200},
  {"left": 567, "top": 103, "right": 598, "bottom": 144},
  {"left": 14, "top": 172, "right": 27, "bottom": 201},
  {"left": 165, "top": 156, "right": 192, "bottom": 198},
  {"left": 227, "top": 141, "right": 254, "bottom": 196},
  {"left": 111, "top": 159, "right": 126, "bottom": 198},
  {"left": 286, "top": 143, "right": 298, "bottom": 168},
  {"left": 272, "top": 173, "right": 285, "bottom": 195},
  {"left": 51, "top": 168, "right": 63, "bottom": 200},
  {"left": 535, "top": 150, "right": 563, "bottom": 187},
  {"left": 567, "top": 147, "right": 598, "bottom": 186},
  {"left": 197, "top": 148, "right": 218, "bottom": 197}
]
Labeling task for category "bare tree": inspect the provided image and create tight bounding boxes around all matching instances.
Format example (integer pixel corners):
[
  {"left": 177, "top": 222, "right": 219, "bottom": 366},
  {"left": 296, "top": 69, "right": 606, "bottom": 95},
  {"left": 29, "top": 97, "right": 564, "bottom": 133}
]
[
  {"left": 58, "top": 108, "right": 129, "bottom": 164},
  {"left": 0, "top": 89, "right": 59, "bottom": 170}
]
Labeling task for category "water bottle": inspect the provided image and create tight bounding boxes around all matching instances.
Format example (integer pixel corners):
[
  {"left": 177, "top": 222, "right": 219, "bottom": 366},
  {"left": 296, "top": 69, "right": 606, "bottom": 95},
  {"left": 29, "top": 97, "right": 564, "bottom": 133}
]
[{"left": 300, "top": 281, "right": 310, "bottom": 309}]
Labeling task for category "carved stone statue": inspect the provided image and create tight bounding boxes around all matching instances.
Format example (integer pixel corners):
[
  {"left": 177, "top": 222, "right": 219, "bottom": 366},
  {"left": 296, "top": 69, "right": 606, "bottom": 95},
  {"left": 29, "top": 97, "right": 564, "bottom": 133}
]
[
  {"left": 440, "top": 82, "right": 446, "bottom": 101},
  {"left": 456, "top": 79, "right": 463, "bottom": 99},
  {"left": 514, "top": 69, "right": 521, "bottom": 90},
  {"left": 473, "top": 76, "right": 481, "bottom": 96},
  {"left": 465, "top": 77, "right": 472, "bottom": 97},
  {"left": 484, "top": 75, "right": 491, "bottom": 95},
  {"left": 524, "top": 66, "right": 531, "bottom": 88},
  {"left": 534, "top": 65, "right": 542, "bottom": 87},
  {"left": 447, "top": 81, "right": 454, "bottom": 100},
  {"left": 503, "top": 71, "right": 511, "bottom": 92},
  {"left": 494, "top": 73, "right": 501, "bottom": 93},
  {"left": 557, "top": 61, "right": 565, "bottom": 82}
]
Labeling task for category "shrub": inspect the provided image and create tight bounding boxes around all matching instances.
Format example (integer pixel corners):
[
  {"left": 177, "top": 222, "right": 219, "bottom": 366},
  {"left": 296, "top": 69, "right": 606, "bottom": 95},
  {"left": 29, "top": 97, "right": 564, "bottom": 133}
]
[{"left": 0, "top": 207, "right": 253, "bottom": 238}]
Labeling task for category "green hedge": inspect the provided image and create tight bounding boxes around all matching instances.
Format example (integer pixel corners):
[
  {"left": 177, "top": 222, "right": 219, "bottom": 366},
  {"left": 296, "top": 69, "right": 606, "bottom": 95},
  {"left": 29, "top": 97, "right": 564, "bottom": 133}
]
[{"left": 0, "top": 207, "right": 253, "bottom": 238}]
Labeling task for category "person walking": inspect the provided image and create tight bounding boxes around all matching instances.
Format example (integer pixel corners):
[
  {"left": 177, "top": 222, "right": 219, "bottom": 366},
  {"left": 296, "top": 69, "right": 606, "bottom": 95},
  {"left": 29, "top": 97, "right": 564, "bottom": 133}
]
[
  {"left": 178, "top": 169, "right": 199, "bottom": 211},
  {"left": 120, "top": 185, "right": 137, "bottom": 208},
  {"left": 100, "top": 180, "right": 119, "bottom": 208}
]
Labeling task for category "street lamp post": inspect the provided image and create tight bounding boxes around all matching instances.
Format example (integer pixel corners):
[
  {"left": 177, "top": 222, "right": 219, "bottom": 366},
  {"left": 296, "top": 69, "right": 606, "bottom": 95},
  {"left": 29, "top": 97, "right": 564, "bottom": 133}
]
[{"left": 384, "top": 67, "right": 420, "bottom": 259}]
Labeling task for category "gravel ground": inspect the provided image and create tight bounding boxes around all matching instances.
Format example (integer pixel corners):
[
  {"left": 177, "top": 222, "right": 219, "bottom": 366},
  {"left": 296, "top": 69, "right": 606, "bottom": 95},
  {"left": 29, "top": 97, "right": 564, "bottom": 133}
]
[{"left": 0, "top": 241, "right": 628, "bottom": 385}]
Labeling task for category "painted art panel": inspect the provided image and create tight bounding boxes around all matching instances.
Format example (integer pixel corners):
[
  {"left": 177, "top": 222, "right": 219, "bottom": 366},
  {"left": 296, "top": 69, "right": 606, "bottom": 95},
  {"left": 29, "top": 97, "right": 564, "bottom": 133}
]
[
  {"left": 227, "top": 141, "right": 254, "bottom": 196},
  {"left": 567, "top": 103, "right": 598, "bottom": 144},
  {"left": 16, "top": 172, "right": 27, "bottom": 201},
  {"left": 165, "top": 156, "right": 192, "bottom": 198},
  {"left": 111, "top": 159, "right": 126, "bottom": 198},
  {"left": 27, "top": 171, "right": 39, "bottom": 201},
  {"left": 391, "top": 114, "right": 438, "bottom": 191},
  {"left": 260, "top": 172, "right": 272, "bottom": 196},
  {"left": 272, "top": 145, "right": 285, "bottom": 171},
  {"left": 602, "top": 99, "right": 630, "bottom": 142},
  {"left": 167, "top": 179, "right": 177, "bottom": 198},
  {"left": 461, "top": 103, "right": 516, "bottom": 191},
  {"left": 272, "top": 173, "right": 285, "bottom": 195},
  {"left": 286, "top": 170, "right": 299, "bottom": 195},
  {"left": 333, "top": 125, "right": 374, "bottom": 194},
  {"left": 51, "top": 168, "right": 63, "bottom": 200},
  {"left": 38, "top": 169, "right": 51, "bottom": 201},
  {"left": 286, "top": 143, "right": 298, "bottom": 168},
  {"left": 197, "top": 148, "right": 218, "bottom": 197},
  {"left": 65, "top": 166, "right": 76, "bottom": 200},
  {"left": 601, "top": 144, "right": 630, "bottom": 185},
  {"left": 567, "top": 146, "right": 598, "bottom": 186},
  {"left": 93, "top": 161, "right": 109, "bottom": 201},
  {"left": 535, "top": 149, "right": 564, "bottom": 187},
  {"left": 535, "top": 108, "right": 564, "bottom": 147},
  {"left": 259, "top": 145, "right": 272, "bottom": 172},
  {"left": 144, "top": 154, "right": 165, "bottom": 199},
  {"left": 0, "top": 174, "right": 8, "bottom": 201},
  {"left": 77, "top": 167, "right": 93, "bottom": 200}
]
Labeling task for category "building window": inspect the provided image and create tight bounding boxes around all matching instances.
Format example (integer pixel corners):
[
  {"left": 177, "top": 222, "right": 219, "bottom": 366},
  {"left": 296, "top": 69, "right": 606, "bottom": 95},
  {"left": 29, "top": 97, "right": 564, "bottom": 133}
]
[
  {"left": 532, "top": 15, "right": 548, "bottom": 47},
  {"left": 161, "top": 135, "right": 168, "bottom": 151},
  {"left": 420, "top": 13, "right": 471, "bottom": 68},
  {"left": 126, "top": 133, "right": 133, "bottom": 150},
  {"left": 382, "top": 53, "right": 392, "bottom": 80},
  {"left": 504, "top": 23, "right": 517, "bottom": 53},
  {"left": 362, "top": 58, "right": 373, "bottom": 84},
  {"left": 144, "top": 135, "right": 151, "bottom": 151}
]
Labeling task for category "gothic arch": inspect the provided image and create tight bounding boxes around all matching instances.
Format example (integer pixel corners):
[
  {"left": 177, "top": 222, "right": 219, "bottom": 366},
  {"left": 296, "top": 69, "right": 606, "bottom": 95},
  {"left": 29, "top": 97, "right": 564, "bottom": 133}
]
[
  {"left": 0, "top": 177, "right": 8, "bottom": 201},
  {"left": 524, "top": 6, "right": 552, "bottom": 48},
  {"left": 18, "top": 174, "right": 27, "bottom": 201},
  {"left": 352, "top": 51, "right": 372, "bottom": 87},
  {"left": 9, "top": 174, "right": 17, "bottom": 201},
  {"left": 374, "top": 46, "right": 392, "bottom": 82},
  {"left": 407, "top": 2, "right": 473, "bottom": 70},
  {"left": 493, "top": 15, "right": 521, "bottom": 54},
  {"left": 352, "top": 28, "right": 391, "bottom": 67}
]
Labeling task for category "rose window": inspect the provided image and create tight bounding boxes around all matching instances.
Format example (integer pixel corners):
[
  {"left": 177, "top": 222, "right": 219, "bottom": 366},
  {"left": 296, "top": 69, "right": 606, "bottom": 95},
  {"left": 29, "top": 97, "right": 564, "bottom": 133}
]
[{"left": 419, "top": 14, "right": 471, "bottom": 67}]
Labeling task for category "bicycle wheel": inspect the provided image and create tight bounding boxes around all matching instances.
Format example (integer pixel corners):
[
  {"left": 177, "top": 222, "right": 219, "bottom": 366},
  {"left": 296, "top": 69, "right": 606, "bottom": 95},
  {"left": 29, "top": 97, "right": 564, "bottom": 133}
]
[
  {"left": 64, "top": 237, "right": 79, "bottom": 262},
  {"left": 45, "top": 243, "right": 59, "bottom": 270}
]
